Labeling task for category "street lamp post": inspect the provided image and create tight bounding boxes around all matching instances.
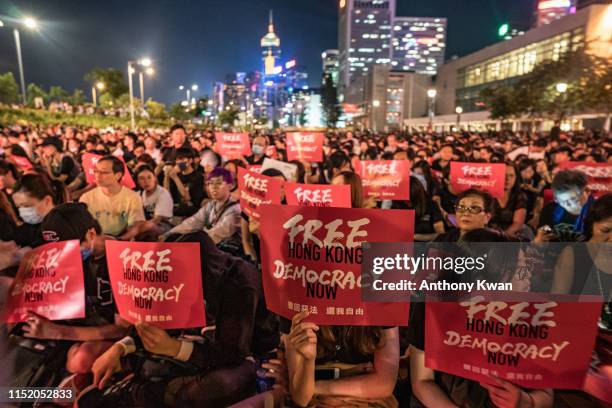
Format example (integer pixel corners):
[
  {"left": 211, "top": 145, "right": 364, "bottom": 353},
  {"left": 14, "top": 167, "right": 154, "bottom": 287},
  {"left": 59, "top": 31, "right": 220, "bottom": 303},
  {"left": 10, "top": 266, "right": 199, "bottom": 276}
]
[
  {"left": 427, "top": 89, "right": 437, "bottom": 131},
  {"left": 127, "top": 58, "right": 153, "bottom": 130},
  {"left": 0, "top": 17, "right": 39, "bottom": 105},
  {"left": 92, "top": 82, "right": 105, "bottom": 107},
  {"left": 455, "top": 106, "right": 463, "bottom": 129}
]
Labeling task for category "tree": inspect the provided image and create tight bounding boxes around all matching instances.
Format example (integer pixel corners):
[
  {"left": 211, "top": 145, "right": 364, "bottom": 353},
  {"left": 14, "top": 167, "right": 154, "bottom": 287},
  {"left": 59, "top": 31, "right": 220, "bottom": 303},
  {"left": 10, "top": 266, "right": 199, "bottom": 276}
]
[
  {"left": 480, "top": 85, "right": 519, "bottom": 122},
  {"left": 0, "top": 72, "right": 20, "bottom": 104},
  {"left": 146, "top": 99, "right": 167, "bottom": 119},
  {"left": 98, "top": 92, "right": 114, "bottom": 109},
  {"left": 217, "top": 109, "right": 239, "bottom": 126},
  {"left": 48, "top": 85, "right": 69, "bottom": 103},
  {"left": 26, "top": 83, "right": 47, "bottom": 107},
  {"left": 68, "top": 89, "right": 86, "bottom": 106},
  {"left": 84, "top": 68, "right": 128, "bottom": 99},
  {"left": 321, "top": 73, "right": 341, "bottom": 128},
  {"left": 116, "top": 93, "right": 142, "bottom": 111},
  {"left": 169, "top": 103, "right": 191, "bottom": 121}
]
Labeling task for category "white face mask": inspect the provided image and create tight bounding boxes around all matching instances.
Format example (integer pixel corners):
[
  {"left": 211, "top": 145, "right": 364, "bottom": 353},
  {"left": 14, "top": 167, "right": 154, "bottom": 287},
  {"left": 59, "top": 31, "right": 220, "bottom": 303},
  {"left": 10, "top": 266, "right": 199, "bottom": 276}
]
[{"left": 19, "top": 206, "right": 43, "bottom": 225}]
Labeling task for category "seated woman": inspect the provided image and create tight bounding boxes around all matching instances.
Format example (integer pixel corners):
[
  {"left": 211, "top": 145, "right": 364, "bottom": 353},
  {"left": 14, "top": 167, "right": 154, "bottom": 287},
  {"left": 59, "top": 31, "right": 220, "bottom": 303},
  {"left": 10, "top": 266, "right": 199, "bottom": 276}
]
[
  {"left": 490, "top": 162, "right": 529, "bottom": 238},
  {"left": 409, "top": 189, "right": 553, "bottom": 408},
  {"left": 286, "top": 311, "right": 399, "bottom": 407},
  {"left": 551, "top": 193, "right": 612, "bottom": 301},
  {"left": 135, "top": 165, "right": 174, "bottom": 238}
]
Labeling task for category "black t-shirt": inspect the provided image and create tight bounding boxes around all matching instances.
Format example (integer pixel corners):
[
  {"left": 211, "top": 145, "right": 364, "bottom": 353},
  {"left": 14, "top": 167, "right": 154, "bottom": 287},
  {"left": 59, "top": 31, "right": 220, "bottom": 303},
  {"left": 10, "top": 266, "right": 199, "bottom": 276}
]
[
  {"left": 391, "top": 201, "right": 443, "bottom": 236},
  {"left": 490, "top": 191, "right": 527, "bottom": 230},
  {"left": 246, "top": 154, "right": 266, "bottom": 166},
  {"left": 51, "top": 155, "right": 79, "bottom": 184},
  {"left": 0, "top": 210, "right": 17, "bottom": 242},
  {"left": 66, "top": 255, "right": 116, "bottom": 326},
  {"left": 14, "top": 223, "right": 43, "bottom": 248},
  {"left": 169, "top": 169, "right": 205, "bottom": 217}
]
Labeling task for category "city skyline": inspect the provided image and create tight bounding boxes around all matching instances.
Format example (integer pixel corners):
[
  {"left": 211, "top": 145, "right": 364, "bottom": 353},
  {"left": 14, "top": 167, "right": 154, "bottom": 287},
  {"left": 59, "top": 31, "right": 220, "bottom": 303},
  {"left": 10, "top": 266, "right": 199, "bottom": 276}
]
[{"left": 0, "top": 0, "right": 535, "bottom": 105}]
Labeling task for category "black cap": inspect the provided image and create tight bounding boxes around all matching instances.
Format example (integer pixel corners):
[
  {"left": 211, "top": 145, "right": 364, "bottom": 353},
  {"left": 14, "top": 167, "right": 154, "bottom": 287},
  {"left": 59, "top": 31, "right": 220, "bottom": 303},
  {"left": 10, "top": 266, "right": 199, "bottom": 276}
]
[
  {"left": 41, "top": 137, "right": 63, "bottom": 152},
  {"left": 42, "top": 203, "right": 98, "bottom": 242}
]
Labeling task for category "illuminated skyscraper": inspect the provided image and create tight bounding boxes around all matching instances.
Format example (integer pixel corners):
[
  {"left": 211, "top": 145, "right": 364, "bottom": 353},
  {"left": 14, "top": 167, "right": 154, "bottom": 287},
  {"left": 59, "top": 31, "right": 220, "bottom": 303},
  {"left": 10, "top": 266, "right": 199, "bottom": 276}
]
[
  {"left": 261, "top": 10, "right": 281, "bottom": 76},
  {"left": 390, "top": 17, "right": 447, "bottom": 75},
  {"left": 535, "top": 0, "right": 576, "bottom": 27},
  {"left": 322, "top": 49, "right": 339, "bottom": 85},
  {"left": 338, "top": 0, "right": 396, "bottom": 95}
]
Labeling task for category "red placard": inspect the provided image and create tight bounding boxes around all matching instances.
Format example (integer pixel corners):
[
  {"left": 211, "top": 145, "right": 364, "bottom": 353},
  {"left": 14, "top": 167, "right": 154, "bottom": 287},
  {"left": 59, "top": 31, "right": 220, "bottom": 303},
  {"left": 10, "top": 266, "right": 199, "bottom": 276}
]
[
  {"left": 215, "top": 132, "right": 251, "bottom": 159},
  {"left": 286, "top": 132, "right": 324, "bottom": 162},
  {"left": 265, "top": 145, "right": 278, "bottom": 160},
  {"left": 357, "top": 160, "right": 411, "bottom": 200},
  {"left": 238, "top": 167, "right": 283, "bottom": 219},
  {"left": 259, "top": 204, "right": 414, "bottom": 325},
  {"left": 3, "top": 240, "right": 85, "bottom": 323},
  {"left": 247, "top": 165, "right": 263, "bottom": 173},
  {"left": 11, "top": 155, "right": 33, "bottom": 172},
  {"left": 450, "top": 162, "right": 505, "bottom": 199},
  {"left": 285, "top": 182, "right": 351, "bottom": 208},
  {"left": 82, "top": 152, "right": 136, "bottom": 189},
  {"left": 105, "top": 241, "right": 205, "bottom": 329},
  {"left": 425, "top": 293, "right": 602, "bottom": 389},
  {"left": 558, "top": 161, "right": 612, "bottom": 197}
]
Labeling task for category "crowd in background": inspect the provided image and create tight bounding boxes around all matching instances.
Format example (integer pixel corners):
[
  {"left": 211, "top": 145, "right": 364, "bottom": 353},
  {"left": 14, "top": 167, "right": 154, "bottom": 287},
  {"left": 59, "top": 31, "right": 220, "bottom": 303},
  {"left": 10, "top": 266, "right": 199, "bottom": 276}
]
[{"left": 0, "top": 122, "right": 610, "bottom": 407}]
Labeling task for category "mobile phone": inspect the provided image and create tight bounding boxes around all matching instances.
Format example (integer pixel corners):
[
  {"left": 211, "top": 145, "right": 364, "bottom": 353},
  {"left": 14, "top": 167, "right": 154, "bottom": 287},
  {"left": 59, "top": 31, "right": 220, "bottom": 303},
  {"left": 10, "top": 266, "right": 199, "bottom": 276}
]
[{"left": 315, "top": 367, "right": 340, "bottom": 380}]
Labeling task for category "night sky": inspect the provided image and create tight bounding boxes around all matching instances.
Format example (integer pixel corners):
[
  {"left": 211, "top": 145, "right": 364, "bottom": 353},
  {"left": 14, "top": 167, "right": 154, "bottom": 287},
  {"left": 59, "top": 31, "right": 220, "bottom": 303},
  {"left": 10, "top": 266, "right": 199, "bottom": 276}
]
[{"left": 0, "top": 0, "right": 536, "bottom": 105}]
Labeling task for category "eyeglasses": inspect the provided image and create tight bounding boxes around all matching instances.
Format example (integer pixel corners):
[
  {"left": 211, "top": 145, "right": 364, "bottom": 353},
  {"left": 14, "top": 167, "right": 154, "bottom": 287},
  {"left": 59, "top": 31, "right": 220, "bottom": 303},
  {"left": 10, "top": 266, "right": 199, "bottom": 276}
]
[
  {"left": 206, "top": 180, "right": 225, "bottom": 188},
  {"left": 455, "top": 205, "right": 485, "bottom": 214}
]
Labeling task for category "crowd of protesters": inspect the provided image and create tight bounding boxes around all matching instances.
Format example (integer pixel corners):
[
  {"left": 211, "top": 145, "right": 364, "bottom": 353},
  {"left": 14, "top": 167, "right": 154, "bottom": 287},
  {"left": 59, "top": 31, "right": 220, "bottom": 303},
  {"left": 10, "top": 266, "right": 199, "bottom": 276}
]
[{"left": 0, "top": 122, "right": 610, "bottom": 407}]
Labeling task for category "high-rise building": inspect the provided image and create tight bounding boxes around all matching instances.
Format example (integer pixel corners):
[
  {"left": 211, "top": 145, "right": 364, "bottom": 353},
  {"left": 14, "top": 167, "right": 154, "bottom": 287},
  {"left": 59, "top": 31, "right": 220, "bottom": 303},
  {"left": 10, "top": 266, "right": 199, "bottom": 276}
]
[
  {"left": 338, "top": 0, "right": 396, "bottom": 95},
  {"left": 390, "top": 17, "right": 447, "bottom": 75},
  {"left": 322, "top": 49, "right": 340, "bottom": 85},
  {"left": 535, "top": 0, "right": 576, "bottom": 27},
  {"left": 261, "top": 10, "right": 281, "bottom": 76}
]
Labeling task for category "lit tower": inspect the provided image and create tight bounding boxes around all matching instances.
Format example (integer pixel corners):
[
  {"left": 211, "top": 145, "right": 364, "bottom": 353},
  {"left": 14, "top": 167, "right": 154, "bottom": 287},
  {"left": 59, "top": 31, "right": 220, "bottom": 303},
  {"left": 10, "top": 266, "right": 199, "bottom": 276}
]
[{"left": 261, "top": 10, "right": 281, "bottom": 76}]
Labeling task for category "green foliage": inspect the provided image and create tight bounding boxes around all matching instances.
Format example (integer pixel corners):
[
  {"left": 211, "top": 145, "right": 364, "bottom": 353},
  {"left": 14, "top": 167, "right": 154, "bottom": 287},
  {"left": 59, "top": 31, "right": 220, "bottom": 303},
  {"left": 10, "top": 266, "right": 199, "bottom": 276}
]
[
  {"left": 26, "top": 83, "right": 47, "bottom": 107},
  {"left": 480, "top": 49, "right": 612, "bottom": 121},
  {"left": 146, "top": 99, "right": 167, "bottom": 119},
  {"left": 321, "top": 73, "right": 341, "bottom": 128},
  {"left": 0, "top": 72, "right": 20, "bottom": 104},
  {"left": 48, "top": 85, "right": 69, "bottom": 103},
  {"left": 68, "top": 89, "right": 86, "bottom": 106},
  {"left": 217, "top": 108, "right": 239, "bottom": 126},
  {"left": 84, "top": 67, "right": 128, "bottom": 99},
  {"left": 169, "top": 103, "right": 191, "bottom": 121}
]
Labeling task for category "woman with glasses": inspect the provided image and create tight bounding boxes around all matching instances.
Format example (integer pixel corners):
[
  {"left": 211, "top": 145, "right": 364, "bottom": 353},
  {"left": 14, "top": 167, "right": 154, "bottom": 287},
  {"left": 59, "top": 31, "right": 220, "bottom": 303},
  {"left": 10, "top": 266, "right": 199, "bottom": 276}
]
[{"left": 408, "top": 189, "right": 553, "bottom": 407}]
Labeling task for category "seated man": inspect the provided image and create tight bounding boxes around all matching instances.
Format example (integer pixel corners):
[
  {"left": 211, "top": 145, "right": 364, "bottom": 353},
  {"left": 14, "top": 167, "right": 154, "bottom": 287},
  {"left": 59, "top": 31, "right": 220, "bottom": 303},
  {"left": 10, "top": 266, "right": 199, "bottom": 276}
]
[
  {"left": 163, "top": 168, "right": 240, "bottom": 251},
  {"left": 536, "top": 169, "right": 594, "bottom": 241},
  {"left": 79, "top": 231, "right": 279, "bottom": 407},
  {"left": 79, "top": 155, "right": 145, "bottom": 240},
  {"left": 163, "top": 147, "right": 205, "bottom": 218}
]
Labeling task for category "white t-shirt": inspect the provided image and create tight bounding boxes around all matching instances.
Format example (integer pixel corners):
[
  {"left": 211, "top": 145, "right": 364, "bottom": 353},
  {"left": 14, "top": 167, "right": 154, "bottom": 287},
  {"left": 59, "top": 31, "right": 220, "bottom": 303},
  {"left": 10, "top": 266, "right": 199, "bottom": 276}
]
[
  {"left": 80, "top": 186, "right": 145, "bottom": 236},
  {"left": 141, "top": 185, "right": 173, "bottom": 219}
]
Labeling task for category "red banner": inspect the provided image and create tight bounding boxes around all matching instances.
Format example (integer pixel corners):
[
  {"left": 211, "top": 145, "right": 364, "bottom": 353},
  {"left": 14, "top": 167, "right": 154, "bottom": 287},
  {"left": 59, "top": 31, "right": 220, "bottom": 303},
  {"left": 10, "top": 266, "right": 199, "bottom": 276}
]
[
  {"left": 357, "top": 160, "right": 411, "bottom": 200},
  {"left": 558, "top": 161, "right": 612, "bottom": 197},
  {"left": 215, "top": 132, "right": 251, "bottom": 159},
  {"left": 265, "top": 145, "right": 278, "bottom": 160},
  {"left": 105, "top": 241, "right": 205, "bottom": 329},
  {"left": 259, "top": 205, "right": 414, "bottom": 325},
  {"left": 238, "top": 167, "right": 283, "bottom": 219},
  {"left": 285, "top": 182, "right": 351, "bottom": 208},
  {"left": 82, "top": 152, "right": 136, "bottom": 189},
  {"left": 450, "top": 162, "right": 505, "bottom": 199},
  {"left": 3, "top": 240, "right": 85, "bottom": 323},
  {"left": 286, "top": 132, "right": 324, "bottom": 162},
  {"left": 425, "top": 293, "right": 602, "bottom": 389}
]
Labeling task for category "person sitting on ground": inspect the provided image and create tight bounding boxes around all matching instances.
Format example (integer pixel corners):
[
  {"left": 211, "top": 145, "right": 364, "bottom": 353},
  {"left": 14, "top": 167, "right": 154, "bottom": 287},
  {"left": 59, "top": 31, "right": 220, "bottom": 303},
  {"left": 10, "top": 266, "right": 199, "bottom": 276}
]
[
  {"left": 164, "top": 168, "right": 241, "bottom": 252},
  {"left": 79, "top": 155, "right": 145, "bottom": 240}
]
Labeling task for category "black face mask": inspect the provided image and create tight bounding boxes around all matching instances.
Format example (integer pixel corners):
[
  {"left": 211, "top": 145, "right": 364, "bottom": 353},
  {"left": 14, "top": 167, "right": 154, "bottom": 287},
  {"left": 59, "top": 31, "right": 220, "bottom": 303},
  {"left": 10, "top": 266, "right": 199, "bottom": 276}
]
[{"left": 178, "top": 162, "right": 188, "bottom": 171}]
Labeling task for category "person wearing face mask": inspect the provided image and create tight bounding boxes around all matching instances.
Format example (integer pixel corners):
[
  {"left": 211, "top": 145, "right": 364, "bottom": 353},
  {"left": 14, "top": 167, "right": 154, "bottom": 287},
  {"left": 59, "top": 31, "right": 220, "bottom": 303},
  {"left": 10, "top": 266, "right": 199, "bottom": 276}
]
[
  {"left": 12, "top": 173, "right": 66, "bottom": 248},
  {"left": 20, "top": 203, "right": 130, "bottom": 386},
  {"left": 163, "top": 147, "right": 205, "bottom": 217},
  {"left": 247, "top": 135, "right": 268, "bottom": 165}
]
